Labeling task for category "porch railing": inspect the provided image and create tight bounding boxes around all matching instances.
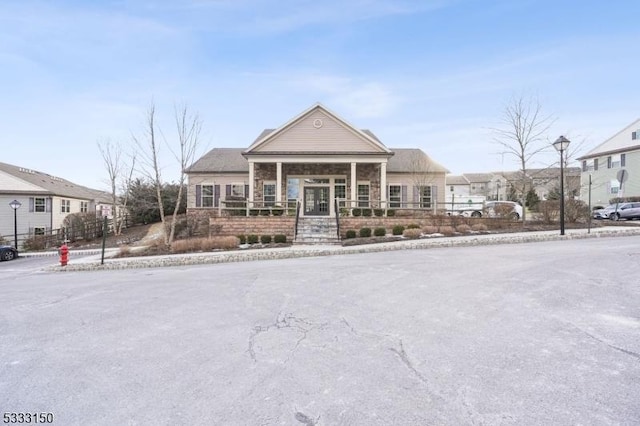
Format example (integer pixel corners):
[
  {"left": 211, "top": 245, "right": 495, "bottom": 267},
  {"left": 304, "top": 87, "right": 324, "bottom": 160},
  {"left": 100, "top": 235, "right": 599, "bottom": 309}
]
[
  {"left": 334, "top": 198, "right": 340, "bottom": 239},
  {"left": 294, "top": 200, "right": 301, "bottom": 239}
]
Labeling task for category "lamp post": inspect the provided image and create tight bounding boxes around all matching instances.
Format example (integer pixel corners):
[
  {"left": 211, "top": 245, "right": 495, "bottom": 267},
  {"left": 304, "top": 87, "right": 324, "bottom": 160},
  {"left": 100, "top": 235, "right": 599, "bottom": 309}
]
[
  {"left": 553, "top": 136, "right": 571, "bottom": 235},
  {"left": 9, "top": 199, "right": 22, "bottom": 249}
]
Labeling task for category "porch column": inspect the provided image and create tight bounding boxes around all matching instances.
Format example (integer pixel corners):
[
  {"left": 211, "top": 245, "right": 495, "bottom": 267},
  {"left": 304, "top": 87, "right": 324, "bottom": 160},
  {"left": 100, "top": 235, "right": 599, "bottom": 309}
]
[
  {"left": 248, "top": 161, "right": 255, "bottom": 207},
  {"left": 276, "top": 162, "right": 282, "bottom": 205},
  {"left": 350, "top": 162, "right": 357, "bottom": 208},
  {"left": 380, "top": 162, "right": 387, "bottom": 208}
]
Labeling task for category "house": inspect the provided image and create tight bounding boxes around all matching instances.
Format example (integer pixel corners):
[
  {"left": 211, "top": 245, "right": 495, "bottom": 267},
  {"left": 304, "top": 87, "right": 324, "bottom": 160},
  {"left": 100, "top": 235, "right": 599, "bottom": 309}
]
[
  {"left": 186, "top": 103, "right": 449, "bottom": 220},
  {"left": 0, "top": 161, "right": 110, "bottom": 243},
  {"left": 445, "top": 175, "right": 470, "bottom": 197},
  {"left": 577, "top": 118, "right": 640, "bottom": 205}
]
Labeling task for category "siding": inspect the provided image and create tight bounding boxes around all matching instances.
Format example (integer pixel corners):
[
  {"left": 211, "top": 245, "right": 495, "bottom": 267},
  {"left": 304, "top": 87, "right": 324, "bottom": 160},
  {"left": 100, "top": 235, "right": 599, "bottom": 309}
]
[
  {"left": 0, "top": 195, "right": 51, "bottom": 239},
  {"left": 255, "top": 110, "right": 385, "bottom": 153},
  {"left": 580, "top": 149, "right": 640, "bottom": 204},
  {"left": 188, "top": 174, "right": 249, "bottom": 208}
]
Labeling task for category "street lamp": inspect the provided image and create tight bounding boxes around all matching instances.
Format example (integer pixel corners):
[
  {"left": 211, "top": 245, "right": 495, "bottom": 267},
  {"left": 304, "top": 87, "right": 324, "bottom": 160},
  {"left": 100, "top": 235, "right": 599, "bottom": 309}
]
[
  {"left": 9, "top": 199, "right": 22, "bottom": 249},
  {"left": 553, "top": 136, "right": 571, "bottom": 235}
]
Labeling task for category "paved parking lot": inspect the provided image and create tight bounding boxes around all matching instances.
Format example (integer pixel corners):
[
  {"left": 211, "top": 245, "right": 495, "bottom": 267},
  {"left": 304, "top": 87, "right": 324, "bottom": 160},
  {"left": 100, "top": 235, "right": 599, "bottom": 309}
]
[{"left": 1, "top": 237, "right": 639, "bottom": 425}]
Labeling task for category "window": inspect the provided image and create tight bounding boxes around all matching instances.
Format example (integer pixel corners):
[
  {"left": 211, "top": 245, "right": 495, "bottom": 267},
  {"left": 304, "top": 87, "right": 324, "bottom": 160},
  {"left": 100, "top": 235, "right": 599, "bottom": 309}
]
[
  {"left": 202, "top": 185, "right": 214, "bottom": 207},
  {"left": 611, "top": 154, "right": 621, "bottom": 168},
  {"left": 231, "top": 184, "right": 245, "bottom": 198},
  {"left": 388, "top": 185, "right": 401, "bottom": 208},
  {"left": 357, "top": 182, "right": 370, "bottom": 207},
  {"left": 34, "top": 197, "right": 46, "bottom": 212},
  {"left": 287, "top": 178, "right": 300, "bottom": 205},
  {"left": 263, "top": 182, "right": 276, "bottom": 206},
  {"left": 610, "top": 180, "right": 620, "bottom": 195},
  {"left": 583, "top": 160, "right": 595, "bottom": 171},
  {"left": 633, "top": 131, "right": 638, "bottom": 140},
  {"left": 621, "top": 153, "right": 626, "bottom": 167},
  {"left": 420, "top": 186, "right": 432, "bottom": 208},
  {"left": 334, "top": 178, "right": 346, "bottom": 207},
  {"left": 80, "top": 201, "right": 88, "bottom": 213},
  {"left": 33, "top": 227, "right": 46, "bottom": 236},
  {"left": 61, "top": 199, "right": 70, "bottom": 213}
]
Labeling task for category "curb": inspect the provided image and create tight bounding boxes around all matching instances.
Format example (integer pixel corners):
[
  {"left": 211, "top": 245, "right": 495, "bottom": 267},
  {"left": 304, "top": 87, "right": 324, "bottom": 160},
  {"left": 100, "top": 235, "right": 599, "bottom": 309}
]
[{"left": 45, "top": 228, "right": 640, "bottom": 272}]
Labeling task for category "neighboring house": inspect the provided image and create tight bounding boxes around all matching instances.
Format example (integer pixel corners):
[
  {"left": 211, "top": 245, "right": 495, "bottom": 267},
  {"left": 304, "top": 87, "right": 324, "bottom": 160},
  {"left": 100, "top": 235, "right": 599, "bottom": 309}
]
[
  {"left": 577, "top": 118, "right": 640, "bottom": 205},
  {"left": 445, "top": 175, "right": 470, "bottom": 197},
  {"left": 0, "top": 161, "right": 110, "bottom": 242},
  {"left": 462, "top": 173, "right": 496, "bottom": 199},
  {"left": 186, "top": 103, "right": 449, "bottom": 218},
  {"left": 527, "top": 167, "right": 581, "bottom": 200}
]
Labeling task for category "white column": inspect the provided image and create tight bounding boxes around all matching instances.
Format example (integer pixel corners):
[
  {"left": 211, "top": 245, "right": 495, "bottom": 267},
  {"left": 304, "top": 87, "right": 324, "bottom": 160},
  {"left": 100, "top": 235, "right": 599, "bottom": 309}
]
[
  {"left": 276, "top": 162, "right": 282, "bottom": 205},
  {"left": 248, "top": 161, "right": 255, "bottom": 208},
  {"left": 350, "top": 162, "right": 357, "bottom": 208},
  {"left": 380, "top": 162, "right": 387, "bottom": 208}
]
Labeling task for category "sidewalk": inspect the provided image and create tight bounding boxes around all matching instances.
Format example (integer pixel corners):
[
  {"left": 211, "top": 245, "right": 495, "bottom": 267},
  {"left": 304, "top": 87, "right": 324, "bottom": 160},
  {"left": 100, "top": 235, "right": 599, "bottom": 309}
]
[{"left": 45, "top": 225, "right": 640, "bottom": 272}]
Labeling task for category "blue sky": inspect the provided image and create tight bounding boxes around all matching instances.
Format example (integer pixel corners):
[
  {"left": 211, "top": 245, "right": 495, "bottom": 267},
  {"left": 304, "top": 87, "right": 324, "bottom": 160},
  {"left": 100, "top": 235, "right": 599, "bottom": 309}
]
[{"left": 2, "top": 0, "right": 639, "bottom": 190}]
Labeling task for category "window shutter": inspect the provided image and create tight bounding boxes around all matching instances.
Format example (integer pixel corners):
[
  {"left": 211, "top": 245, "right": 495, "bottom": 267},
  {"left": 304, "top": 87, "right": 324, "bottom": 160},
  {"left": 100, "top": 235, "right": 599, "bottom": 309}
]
[
  {"left": 195, "top": 185, "right": 202, "bottom": 207},
  {"left": 244, "top": 185, "right": 249, "bottom": 199},
  {"left": 413, "top": 186, "right": 419, "bottom": 205},
  {"left": 432, "top": 185, "right": 438, "bottom": 209},
  {"left": 582, "top": 161, "right": 586, "bottom": 172},
  {"left": 225, "top": 185, "right": 231, "bottom": 197},
  {"left": 214, "top": 185, "right": 220, "bottom": 207},
  {"left": 594, "top": 159, "right": 598, "bottom": 171},
  {"left": 401, "top": 185, "right": 407, "bottom": 207},
  {"left": 45, "top": 198, "right": 52, "bottom": 213},
  {"left": 633, "top": 131, "right": 637, "bottom": 140},
  {"left": 607, "top": 156, "right": 612, "bottom": 168},
  {"left": 621, "top": 154, "right": 626, "bottom": 167},
  {"left": 29, "top": 197, "right": 34, "bottom": 212}
]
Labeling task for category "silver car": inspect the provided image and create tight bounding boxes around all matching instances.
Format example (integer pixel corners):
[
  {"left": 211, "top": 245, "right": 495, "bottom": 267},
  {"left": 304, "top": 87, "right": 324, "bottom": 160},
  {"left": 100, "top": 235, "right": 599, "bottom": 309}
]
[
  {"left": 593, "top": 204, "right": 617, "bottom": 219},
  {"left": 610, "top": 202, "right": 640, "bottom": 221}
]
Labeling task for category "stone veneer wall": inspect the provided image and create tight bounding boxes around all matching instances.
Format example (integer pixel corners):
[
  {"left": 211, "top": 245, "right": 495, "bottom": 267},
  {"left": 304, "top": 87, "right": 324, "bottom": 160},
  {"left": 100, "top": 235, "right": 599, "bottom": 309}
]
[{"left": 189, "top": 209, "right": 295, "bottom": 239}]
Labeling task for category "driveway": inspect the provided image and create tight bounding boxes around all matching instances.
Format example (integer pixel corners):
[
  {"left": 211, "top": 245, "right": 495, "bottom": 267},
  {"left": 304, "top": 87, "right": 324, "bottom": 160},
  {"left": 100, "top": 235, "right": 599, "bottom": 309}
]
[{"left": 1, "top": 237, "right": 639, "bottom": 425}]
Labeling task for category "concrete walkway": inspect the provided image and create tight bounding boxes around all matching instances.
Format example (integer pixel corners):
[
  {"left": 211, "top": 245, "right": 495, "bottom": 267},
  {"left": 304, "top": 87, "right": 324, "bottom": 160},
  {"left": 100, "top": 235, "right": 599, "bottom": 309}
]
[{"left": 46, "top": 225, "right": 640, "bottom": 272}]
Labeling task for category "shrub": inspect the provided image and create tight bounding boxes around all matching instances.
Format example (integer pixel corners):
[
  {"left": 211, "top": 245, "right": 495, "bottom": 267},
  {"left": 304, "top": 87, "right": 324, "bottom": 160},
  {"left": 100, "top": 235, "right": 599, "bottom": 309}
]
[
  {"left": 402, "top": 228, "right": 422, "bottom": 239},
  {"left": 339, "top": 208, "right": 350, "bottom": 216},
  {"left": 422, "top": 225, "right": 438, "bottom": 234},
  {"left": 352, "top": 208, "right": 362, "bottom": 217},
  {"left": 386, "top": 209, "right": 395, "bottom": 217},
  {"left": 118, "top": 245, "right": 131, "bottom": 257},
  {"left": 249, "top": 209, "right": 259, "bottom": 216},
  {"left": 22, "top": 235, "right": 48, "bottom": 251},
  {"left": 259, "top": 209, "right": 270, "bottom": 216},
  {"left": 471, "top": 223, "right": 488, "bottom": 232},
  {"left": 362, "top": 208, "right": 372, "bottom": 217},
  {"left": 439, "top": 226, "right": 455, "bottom": 236},
  {"left": 538, "top": 200, "right": 560, "bottom": 224},
  {"left": 274, "top": 234, "right": 287, "bottom": 243},
  {"left": 0, "top": 235, "right": 7, "bottom": 245},
  {"left": 345, "top": 230, "right": 357, "bottom": 239},
  {"left": 225, "top": 197, "right": 247, "bottom": 216},
  {"left": 237, "top": 235, "right": 247, "bottom": 244},
  {"left": 260, "top": 235, "right": 272, "bottom": 244},
  {"left": 565, "top": 199, "right": 590, "bottom": 223},
  {"left": 247, "top": 234, "right": 259, "bottom": 244},
  {"left": 271, "top": 206, "right": 284, "bottom": 216},
  {"left": 171, "top": 236, "right": 239, "bottom": 253},
  {"left": 374, "top": 208, "right": 384, "bottom": 217},
  {"left": 374, "top": 227, "right": 386, "bottom": 237},
  {"left": 392, "top": 225, "right": 405, "bottom": 235},
  {"left": 456, "top": 224, "right": 472, "bottom": 233},
  {"left": 407, "top": 223, "right": 420, "bottom": 229},
  {"left": 359, "top": 227, "right": 372, "bottom": 237}
]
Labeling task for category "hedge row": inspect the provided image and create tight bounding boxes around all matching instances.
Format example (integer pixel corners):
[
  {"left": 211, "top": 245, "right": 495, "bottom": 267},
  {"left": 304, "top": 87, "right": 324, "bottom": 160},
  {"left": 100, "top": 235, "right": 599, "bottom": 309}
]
[{"left": 237, "top": 234, "right": 287, "bottom": 244}]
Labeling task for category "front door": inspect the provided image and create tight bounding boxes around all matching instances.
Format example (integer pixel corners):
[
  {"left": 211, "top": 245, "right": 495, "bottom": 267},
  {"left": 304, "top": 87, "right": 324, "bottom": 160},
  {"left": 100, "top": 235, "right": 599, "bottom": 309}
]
[{"left": 304, "top": 187, "right": 329, "bottom": 216}]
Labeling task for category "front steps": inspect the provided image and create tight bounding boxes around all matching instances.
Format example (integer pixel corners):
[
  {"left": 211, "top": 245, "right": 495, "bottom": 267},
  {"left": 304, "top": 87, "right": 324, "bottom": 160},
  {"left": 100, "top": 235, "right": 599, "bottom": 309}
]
[{"left": 294, "top": 216, "right": 341, "bottom": 245}]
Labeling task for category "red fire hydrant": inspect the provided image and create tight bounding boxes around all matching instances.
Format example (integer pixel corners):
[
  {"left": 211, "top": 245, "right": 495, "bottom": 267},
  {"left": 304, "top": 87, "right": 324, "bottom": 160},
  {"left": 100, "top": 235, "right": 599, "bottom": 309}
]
[{"left": 59, "top": 243, "right": 69, "bottom": 267}]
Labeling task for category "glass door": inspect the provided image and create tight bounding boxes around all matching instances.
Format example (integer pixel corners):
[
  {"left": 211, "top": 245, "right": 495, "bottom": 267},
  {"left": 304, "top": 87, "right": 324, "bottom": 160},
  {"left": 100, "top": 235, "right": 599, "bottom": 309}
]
[{"left": 304, "top": 187, "right": 330, "bottom": 216}]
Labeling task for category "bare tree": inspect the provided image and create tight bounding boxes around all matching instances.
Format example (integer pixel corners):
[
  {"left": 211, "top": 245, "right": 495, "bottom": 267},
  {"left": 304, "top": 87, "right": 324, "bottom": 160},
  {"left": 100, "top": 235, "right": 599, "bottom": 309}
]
[
  {"left": 492, "top": 94, "right": 555, "bottom": 223},
  {"left": 167, "top": 104, "right": 202, "bottom": 245},
  {"left": 133, "top": 102, "right": 202, "bottom": 246},
  {"left": 98, "top": 139, "right": 137, "bottom": 236},
  {"left": 406, "top": 149, "right": 437, "bottom": 211}
]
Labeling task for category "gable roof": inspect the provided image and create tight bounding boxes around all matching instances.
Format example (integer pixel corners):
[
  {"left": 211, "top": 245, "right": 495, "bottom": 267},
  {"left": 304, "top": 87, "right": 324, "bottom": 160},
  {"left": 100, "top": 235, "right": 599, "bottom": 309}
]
[
  {"left": 0, "top": 161, "right": 110, "bottom": 201},
  {"left": 578, "top": 118, "right": 640, "bottom": 160},
  {"left": 244, "top": 103, "right": 392, "bottom": 155},
  {"left": 445, "top": 175, "right": 470, "bottom": 185},
  {"left": 463, "top": 173, "right": 495, "bottom": 183},
  {"left": 186, "top": 148, "right": 248, "bottom": 173},
  {"left": 387, "top": 148, "right": 449, "bottom": 173}
]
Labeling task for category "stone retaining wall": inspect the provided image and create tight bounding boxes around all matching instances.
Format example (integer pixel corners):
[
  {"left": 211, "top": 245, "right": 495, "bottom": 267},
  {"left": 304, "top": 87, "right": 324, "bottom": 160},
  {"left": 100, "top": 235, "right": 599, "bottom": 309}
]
[{"left": 208, "top": 216, "right": 296, "bottom": 239}]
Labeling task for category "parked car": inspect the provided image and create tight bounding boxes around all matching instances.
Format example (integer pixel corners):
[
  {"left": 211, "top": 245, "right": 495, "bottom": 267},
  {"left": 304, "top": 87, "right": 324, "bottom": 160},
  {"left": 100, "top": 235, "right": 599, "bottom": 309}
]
[
  {"left": 610, "top": 202, "right": 640, "bottom": 221},
  {"left": 484, "top": 201, "right": 523, "bottom": 220},
  {"left": 0, "top": 245, "right": 18, "bottom": 261},
  {"left": 593, "top": 205, "right": 617, "bottom": 220}
]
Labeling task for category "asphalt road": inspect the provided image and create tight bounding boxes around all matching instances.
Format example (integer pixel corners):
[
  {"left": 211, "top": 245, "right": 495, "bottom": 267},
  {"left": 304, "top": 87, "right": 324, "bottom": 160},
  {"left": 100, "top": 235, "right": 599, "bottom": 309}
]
[{"left": 1, "top": 237, "right": 639, "bottom": 425}]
